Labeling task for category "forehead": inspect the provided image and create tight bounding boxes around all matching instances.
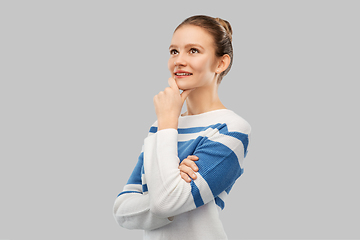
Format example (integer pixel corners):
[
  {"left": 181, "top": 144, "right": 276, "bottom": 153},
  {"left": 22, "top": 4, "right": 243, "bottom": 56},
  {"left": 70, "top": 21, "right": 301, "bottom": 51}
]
[{"left": 170, "top": 25, "right": 214, "bottom": 49}]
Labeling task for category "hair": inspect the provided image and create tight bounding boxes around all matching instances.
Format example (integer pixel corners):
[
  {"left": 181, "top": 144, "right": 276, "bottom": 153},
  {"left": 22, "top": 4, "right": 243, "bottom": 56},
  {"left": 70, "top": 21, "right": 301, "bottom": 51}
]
[{"left": 174, "top": 15, "right": 233, "bottom": 84}]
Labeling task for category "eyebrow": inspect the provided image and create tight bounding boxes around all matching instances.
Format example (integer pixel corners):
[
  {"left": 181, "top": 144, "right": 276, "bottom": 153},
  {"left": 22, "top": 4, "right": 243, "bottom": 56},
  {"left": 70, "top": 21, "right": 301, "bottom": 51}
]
[{"left": 169, "top": 43, "right": 205, "bottom": 50}]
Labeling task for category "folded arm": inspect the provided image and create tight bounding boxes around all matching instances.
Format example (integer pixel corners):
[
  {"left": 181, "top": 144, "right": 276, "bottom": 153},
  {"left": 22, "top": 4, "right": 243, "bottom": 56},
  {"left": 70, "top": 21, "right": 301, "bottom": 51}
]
[
  {"left": 113, "top": 152, "right": 172, "bottom": 230},
  {"left": 144, "top": 125, "right": 249, "bottom": 218}
]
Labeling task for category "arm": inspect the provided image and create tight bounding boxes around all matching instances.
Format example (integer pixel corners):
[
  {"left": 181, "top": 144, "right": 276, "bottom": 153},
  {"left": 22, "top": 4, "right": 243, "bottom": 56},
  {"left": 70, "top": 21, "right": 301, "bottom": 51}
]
[
  {"left": 113, "top": 150, "right": 173, "bottom": 230},
  {"left": 143, "top": 124, "right": 250, "bottom": 218},
  {"left": 114, "top": 77, "right": 193, "bottom": 228}
]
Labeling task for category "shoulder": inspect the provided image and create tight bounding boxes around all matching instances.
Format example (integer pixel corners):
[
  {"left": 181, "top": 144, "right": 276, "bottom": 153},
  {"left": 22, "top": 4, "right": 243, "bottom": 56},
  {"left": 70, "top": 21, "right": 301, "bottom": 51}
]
[{"left": 217, "top": 109, "right": 251, "bottom": 135}]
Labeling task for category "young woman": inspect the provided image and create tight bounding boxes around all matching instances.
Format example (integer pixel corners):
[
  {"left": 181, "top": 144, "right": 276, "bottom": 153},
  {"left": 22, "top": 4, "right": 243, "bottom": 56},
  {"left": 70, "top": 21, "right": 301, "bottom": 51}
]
[{"left": 113, "top": 15, "right": 251, "bottom": 240}]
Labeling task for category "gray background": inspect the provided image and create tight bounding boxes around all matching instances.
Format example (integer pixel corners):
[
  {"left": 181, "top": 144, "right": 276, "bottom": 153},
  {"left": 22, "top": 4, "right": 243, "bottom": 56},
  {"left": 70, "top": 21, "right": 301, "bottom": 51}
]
[{"left": 1, "top": 0, "right": 359, "bottom": 239}]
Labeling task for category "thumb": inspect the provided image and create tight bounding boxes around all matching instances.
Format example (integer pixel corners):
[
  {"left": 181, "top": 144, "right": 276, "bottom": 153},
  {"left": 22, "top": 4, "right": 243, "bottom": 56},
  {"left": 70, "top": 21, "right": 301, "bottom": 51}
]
[
  {"left": 180, "top": 89, "right": 194, "bottom": 104},
  {"left": 168, "top": 77, "right": 179, "bottom": 91}
]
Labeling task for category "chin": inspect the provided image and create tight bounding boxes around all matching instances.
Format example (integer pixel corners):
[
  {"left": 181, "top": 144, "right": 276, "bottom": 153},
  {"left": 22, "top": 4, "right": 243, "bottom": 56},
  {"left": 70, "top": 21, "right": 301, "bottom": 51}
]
[
  {"left": 177, "top": 84, "right": 193, "bottom": 91},
  {"left": 175, "top": 79, "right": 195, "bottom": 91}
]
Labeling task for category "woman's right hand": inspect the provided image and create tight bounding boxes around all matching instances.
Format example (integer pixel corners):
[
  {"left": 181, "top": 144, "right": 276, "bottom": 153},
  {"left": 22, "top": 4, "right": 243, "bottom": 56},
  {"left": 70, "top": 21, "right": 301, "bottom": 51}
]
[{"left": 179, "top": 155, "right": 199, "bottom": 183}]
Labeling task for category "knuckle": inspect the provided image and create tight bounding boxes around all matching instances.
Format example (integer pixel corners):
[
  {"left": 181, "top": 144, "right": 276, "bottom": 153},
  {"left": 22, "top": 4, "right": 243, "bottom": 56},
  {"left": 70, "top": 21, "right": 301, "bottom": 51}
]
[
  {"left": 181, "top": 166, "right": 189, "bottom": 173},
  {"left": 179, "top": 165, "right": 188, "bottom": 172},
  {"left": 184, "top": 160, "right": 191, "bottom": 166},
  {"left": 185, "top": 167, "right": 193, "bottom": 174}
]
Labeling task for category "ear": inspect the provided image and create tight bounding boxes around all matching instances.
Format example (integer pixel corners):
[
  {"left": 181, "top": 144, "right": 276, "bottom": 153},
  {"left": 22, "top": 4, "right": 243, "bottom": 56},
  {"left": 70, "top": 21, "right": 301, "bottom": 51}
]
[{"left": 215, "top": 54, "right": 231, "bottom": 74}]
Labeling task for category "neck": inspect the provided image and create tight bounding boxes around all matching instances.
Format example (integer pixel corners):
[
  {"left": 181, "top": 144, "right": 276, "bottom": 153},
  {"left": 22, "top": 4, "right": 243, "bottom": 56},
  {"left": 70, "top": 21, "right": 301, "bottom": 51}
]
[{"left": 183, "top": 80, "right": 226, "bottom": 116}]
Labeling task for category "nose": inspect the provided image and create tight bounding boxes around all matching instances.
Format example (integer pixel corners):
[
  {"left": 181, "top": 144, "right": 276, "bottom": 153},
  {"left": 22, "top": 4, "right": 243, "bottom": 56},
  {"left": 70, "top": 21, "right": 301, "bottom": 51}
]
[{"left": 174, "top": 52, "right": 187, "bottom": 67}]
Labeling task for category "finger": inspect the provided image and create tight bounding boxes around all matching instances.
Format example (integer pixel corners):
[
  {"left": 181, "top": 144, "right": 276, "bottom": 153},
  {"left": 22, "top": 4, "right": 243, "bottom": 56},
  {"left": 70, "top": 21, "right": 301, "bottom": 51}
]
[
  {"left": 168, "top": 77, "right": 179, "bottom": 91},
  {"left": 183, "top": 158, "right": 199, "bottom": 171},
  {"left": 180, "top": 88, "right": 194, "bottom": 104},
  {"left": 187, "top": 155, "right": 199, "bottom": 161},
  {"left": 178, "top": 164, "right": 197, "bottom": 179},
  {"left": 180, "top": 172, "right": 192, "bottom": 183},
  {"left": 179, "top": 164, "right": 195, "bottom": 176}
]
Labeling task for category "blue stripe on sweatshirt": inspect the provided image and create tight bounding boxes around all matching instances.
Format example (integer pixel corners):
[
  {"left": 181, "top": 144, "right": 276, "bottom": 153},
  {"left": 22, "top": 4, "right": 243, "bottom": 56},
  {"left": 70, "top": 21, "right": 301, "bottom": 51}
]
[
  {"left": 150, "top": 123, "right": 229, "bottom": 134},
  {"left": 126, "top": 152, "right": 144, "bottom": 185},
  {"left": 190, "top": 181, "right": 204, "bottom": 208},
  {"left": 149, "top": 126, "right": 157, "bottom": 133},
  {"left": 214, "top": 196, "right": 225, "bottom": 210},
  {"left": 118, "top": 191, "right": 142, "bottom": 197},
  {"left": 193, "top": 137, "right": 243, "bottom": 198},
  {"left": 150, "top": 126, "right": 208, "bottom": 134}
]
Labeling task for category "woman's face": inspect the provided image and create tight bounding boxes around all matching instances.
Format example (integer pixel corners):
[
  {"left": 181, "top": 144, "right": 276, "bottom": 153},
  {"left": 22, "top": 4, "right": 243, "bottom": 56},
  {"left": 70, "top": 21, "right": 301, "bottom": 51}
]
[{"left": 168, "top": 25, "right": 219, "bottom": 91}]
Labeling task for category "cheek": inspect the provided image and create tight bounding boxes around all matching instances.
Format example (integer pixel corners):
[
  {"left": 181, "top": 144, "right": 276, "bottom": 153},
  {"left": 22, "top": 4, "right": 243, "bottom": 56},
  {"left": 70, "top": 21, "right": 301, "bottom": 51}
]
[
  {"left": 193, "top": 58, "right": 213, "bottom": 76},
  {"left": 168, "top": 59, "right": 174, "bottom": 72}
]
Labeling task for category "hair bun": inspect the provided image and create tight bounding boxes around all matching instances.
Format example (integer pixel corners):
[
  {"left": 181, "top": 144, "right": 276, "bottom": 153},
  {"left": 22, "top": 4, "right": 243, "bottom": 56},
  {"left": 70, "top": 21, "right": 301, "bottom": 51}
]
[{"left": 215, "top": 18, "right": 233, "bottom": 42}]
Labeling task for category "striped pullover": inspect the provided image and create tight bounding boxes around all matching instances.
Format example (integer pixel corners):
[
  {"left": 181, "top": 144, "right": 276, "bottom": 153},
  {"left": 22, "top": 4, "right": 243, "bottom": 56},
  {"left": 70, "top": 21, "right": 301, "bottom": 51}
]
[{"left": 113, "top": 109, "right": 251, "bottom": 240}]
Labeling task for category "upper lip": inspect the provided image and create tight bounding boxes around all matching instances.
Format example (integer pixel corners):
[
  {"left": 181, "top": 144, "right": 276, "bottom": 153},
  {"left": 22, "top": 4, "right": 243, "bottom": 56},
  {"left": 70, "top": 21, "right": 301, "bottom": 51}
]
[{"left": 174, "top": 70, "right": 193, "bottom": 75}]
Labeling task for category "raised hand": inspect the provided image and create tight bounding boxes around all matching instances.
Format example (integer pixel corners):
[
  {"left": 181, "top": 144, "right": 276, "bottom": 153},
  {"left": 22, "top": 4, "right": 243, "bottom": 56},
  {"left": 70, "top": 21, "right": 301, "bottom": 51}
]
[{"left": 153, "top": 78, "right": 193, "bottom": 130}]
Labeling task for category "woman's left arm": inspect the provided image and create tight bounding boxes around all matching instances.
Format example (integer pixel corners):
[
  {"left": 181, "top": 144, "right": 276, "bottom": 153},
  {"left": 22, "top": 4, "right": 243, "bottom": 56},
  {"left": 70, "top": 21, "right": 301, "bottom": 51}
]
[{"left": 143, "top": 125, "right": 250, "bottom": 218}]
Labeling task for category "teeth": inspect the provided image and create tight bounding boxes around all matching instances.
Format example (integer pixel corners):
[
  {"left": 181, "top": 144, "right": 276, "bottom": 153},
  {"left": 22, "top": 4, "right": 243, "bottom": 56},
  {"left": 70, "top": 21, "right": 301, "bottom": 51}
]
[{"left": 176, "top": 73, "right": 192, "bottom": 76}]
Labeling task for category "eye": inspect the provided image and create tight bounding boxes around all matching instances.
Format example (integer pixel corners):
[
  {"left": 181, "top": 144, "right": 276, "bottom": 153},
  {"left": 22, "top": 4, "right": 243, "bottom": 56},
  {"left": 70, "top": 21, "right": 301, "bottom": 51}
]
[
  {"left": 189, "top": 48, "right": 199, "bottom": 54},
  {"left": 170, "top": 49, "right": 178, "bottom": 55}
]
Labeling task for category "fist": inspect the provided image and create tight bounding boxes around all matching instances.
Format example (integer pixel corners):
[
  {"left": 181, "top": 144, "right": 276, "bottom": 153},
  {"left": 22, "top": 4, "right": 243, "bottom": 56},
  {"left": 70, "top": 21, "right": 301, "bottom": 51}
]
[{"left": 153, "top": 78, "right": 193, "bottom": 130}]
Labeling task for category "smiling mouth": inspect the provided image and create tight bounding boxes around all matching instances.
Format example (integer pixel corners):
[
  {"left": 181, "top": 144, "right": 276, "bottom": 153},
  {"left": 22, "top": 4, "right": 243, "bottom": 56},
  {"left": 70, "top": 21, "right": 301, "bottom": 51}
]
[{"left": 175, "top": 73, "right": 193, "bottom": 76}]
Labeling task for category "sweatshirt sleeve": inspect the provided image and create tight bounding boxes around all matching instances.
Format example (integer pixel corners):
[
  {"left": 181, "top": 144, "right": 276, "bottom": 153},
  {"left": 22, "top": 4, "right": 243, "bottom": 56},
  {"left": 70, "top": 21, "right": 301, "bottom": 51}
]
[
  {"left": 113, "top": 150, "right": 173, "bottom": 230},
  {"left": 143, "top": 123, "right": 250, "bottom": 218}
]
